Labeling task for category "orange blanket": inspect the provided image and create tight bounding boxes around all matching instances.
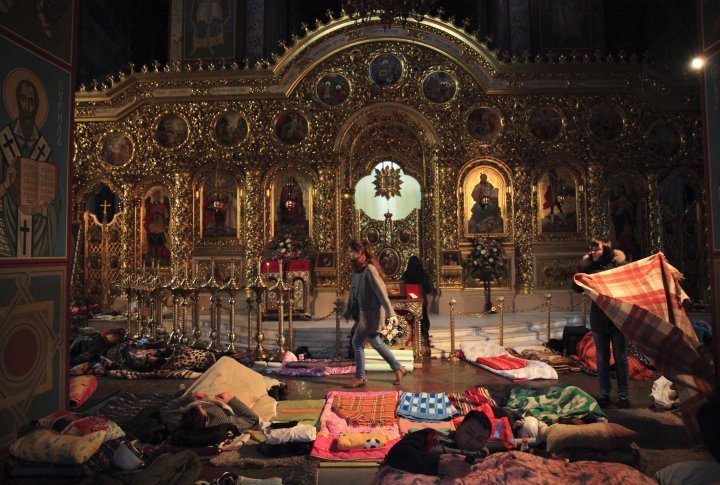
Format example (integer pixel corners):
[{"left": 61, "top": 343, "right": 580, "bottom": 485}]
[{"left": 331, "top": 392, "right": 398, "bottom": 427}]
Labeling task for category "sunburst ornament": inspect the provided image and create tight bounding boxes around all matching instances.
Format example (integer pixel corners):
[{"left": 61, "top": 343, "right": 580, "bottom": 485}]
[{"left": 373, "top": 165, "right": 403, "bottom": 199}]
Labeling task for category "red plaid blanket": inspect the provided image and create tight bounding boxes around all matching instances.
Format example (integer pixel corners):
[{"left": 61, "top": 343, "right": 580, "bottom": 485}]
[{"left": 573, "top": 253, "right": 714, "bottom": 442}]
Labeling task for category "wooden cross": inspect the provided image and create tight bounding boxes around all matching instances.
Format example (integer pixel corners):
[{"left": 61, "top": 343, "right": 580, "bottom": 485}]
[
  {"left": 19, "top": 219, "right": 30, "bottom": 256},
  {"left": 100, "top": 200, "right": 111, "bottom": 223}
]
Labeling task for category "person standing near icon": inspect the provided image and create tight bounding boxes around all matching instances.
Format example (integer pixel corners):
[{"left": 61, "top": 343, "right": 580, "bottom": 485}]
[
  {"left": 571, "top": 238, "right": 630, "bottom": 408},
  {"left": 342, "top": 239, "right": 407, "bottom": 388}
]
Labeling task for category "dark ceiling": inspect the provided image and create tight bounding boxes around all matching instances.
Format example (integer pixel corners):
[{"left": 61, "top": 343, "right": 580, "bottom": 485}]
[{"left": 77, "top": 0, "right": 699, "bottom": 89}]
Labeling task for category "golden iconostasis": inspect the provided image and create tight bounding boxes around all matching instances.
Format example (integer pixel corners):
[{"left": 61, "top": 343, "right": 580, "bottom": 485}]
[{"left": 72, "top": 14, "right": 706, "bottom": 306}]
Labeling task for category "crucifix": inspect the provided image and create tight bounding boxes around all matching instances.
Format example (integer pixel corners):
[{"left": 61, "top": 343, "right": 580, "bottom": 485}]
[
  {"left": 19, "top": 219, "right": 30, "bottom": 257},
  {"left": 100, "top": 200, "right": 111, "bottom": 223}
]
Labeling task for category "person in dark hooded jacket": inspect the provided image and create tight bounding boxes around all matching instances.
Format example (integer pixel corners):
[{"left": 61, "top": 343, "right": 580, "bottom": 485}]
[{"left": 572, "top": 237, "right": 629, "bottom": 408}]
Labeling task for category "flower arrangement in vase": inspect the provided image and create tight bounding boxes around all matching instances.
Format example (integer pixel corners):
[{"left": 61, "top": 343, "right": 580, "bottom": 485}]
[
  {"left": 271, "top": 233, "right": 304, "bottom": 260},
  {"left": 465, "top": 237, "right": 508, "bottom": 311}
]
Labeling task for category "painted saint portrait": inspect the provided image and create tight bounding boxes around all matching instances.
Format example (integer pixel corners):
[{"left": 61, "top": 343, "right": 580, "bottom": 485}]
[
  {"left": 378, "top": 247, "right": 401, "bottom": 277},
  {"left": 273, "top": 171, "right": 311, "bottom": 240},
  {"left": 213, "top": 111, "right": 248, "bottom": 147},
  {"left": 183, "top": 0, "right": 236, "bottom": 60},
  {"left": 463, "top": 167, "right": 506, "bottom": 236},
  {"left": 528, "top": 106, "right": 563, "bottom": 141},
  {"left": 422, "top": 71, "right": 457, "bottom": 104},
  {"left": 369, "top": 53, "right": 403, "bottom": 86},
  {"left": 467, "top": 107, "right": 502, "bottom": 142},
  {"left": 274, "top": 111, "right": 308, "bottom": 145},
  {"left": 101, "top": 132, "right": 133, "bottom": 166},
  {"left": 366, "top": 227, "right": 380, "bottom": 245},
  {"left": 142, "top": 185, "right": 172, "bottom": 266},
  {"left": 537, "top": 0, "right": 593, "bottom": 49},
  {"left": 442, "top": 251, "right": 461, "bottom": 266},
  {"left": 646, "top": 121, "right": 681, "bottom": 157},
  {"left": 155, "top": 113, "right": 188, "bottom": 149},
  {"left": 608, "top": 176, "right": 645, "bottom": 262},
  {"left": 316, "top": 252, "right": 335, "bottom": 269},
  {"left": 589, "top": 104, "right": 624, "bottom": 141},
  {"left": 397, "top": 227, "right": 413, "bottom": 244},
  {"left": 537, "top": 167, "right": 577, "bottom": 234},
  {"left": 201, "top": 171, "right": 238, "bottom": 238},
  {"left": 0, "top": 65, "right": 64, "bottom": 258},
  {"left": 316, "top": 73, "right": 350, "bottom": 106}
]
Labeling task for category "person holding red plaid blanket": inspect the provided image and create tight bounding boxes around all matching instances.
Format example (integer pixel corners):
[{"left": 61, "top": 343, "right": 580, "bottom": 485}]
[{"left": 572, "top": 237, "right": 630, "bottom": 408}]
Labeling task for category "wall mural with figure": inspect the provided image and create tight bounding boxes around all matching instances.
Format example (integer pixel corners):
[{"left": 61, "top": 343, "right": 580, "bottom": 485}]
[
  {"left": 0, "top": 38, "right": 69, "bottom": 258},
  {"left": 142, "top": 185, "right": 171, "bottom": 267},
  {"left": 462, "top": 166, "right": 506, "bottom": 236},
  {"left": 183, "top": 0, "right": 235, "bottom": 60},
  {"left": 537, "top": 166, "right": 577, "bottom": 234}
]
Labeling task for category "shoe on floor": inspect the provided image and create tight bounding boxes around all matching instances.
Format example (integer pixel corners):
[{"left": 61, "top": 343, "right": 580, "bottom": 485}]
[
  {"left": 596, "top": 396, "right": 611, "bottom": 408},
  {"left": 393, "top": 366, "right": 407, "bottom": 385},
  {"left": 343, "top": 378, "right": 367, "bottom": 389},
  {"left": 617, "top": 397, "right": 631, "bottom": 409}
]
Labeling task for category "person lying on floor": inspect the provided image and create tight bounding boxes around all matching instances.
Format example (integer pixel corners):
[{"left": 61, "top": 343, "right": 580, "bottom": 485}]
[
  {"left": 383, "top": 410, "right": 492, "bottom": 478},
  {"left": 69, "top": 328, "right": 127, "bottom": 366},
  {"left": 177, "top": 391, "right": 260, "bottom": 432}
]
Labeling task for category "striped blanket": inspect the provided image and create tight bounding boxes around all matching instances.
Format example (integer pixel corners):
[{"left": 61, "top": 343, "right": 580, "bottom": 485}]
[{"left": 573, "top": 253, "right": 714, "bottom": 442}]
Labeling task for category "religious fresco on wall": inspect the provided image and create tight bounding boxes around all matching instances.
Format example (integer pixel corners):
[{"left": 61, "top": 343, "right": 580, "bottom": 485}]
[
  {"left": 537, "top": 167, "right": 577, "bottom": 234},
  {"left": 274, "top": 110, "right": 308, "bottom": 145},
  {"left": 0, "top": 38, "right": 69, "bottom": 258},
  {"left": 536, "top": 0, "right": 593, "bottom": 50},
  {"left": 463, "top": 166, "right": 506, "bottom": 236},
  {"left": 607, "top": 175, "right": 646, "bottom": 262},
  {"left": 588, "top": 103, "right": 624, "bottom": 141},
  {"left": 201, "top": 170, "right": 238, "bottom": 238},
  {"left": 645, "top": 121, "right": 681, "bottom": 157},
  {"left": 701, "top": 0, "right": 720, "bottom": 51},
  {"left": 527, "top": 105, "right": 563, "bottom": 141},
  {"left": 466, "top": 107, "right": 502, "bottom": 142},
  {"left": 369, "top": 53, "right": 403, "bottom": 86},
  {"left": 141, "top": 185, "right": 171, "bottom": 267},
  {"left": 378, "top": 246, "right": 401, "bottom": 278},
  {"left": 183, "top": 0, "right": 236, "bottom": 60},
  {"left": 316, "top": 73, "right": 350, "bottom": 106},
  {"left": 422, "top": 71, "right": 457, "bottom": 104},
  {"left": 272, "top": 171, "right": 311, "bottom": 240},
  {"left": 100, "top": 132, "right": 133, "bottom": 166},
  {"left": 212, "top": 111, "right": 247, "bottom": 147},
  {"left": 155, "top": 113, "right": 189, "bottom": 149},
  {"left": 0, "top": 0, "right": 73, "bottom": 65}
]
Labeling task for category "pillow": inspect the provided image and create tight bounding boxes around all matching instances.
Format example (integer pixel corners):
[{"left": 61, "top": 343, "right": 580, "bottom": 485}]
[
  {"left": 9, "top": 429, "right": 107, "bottom": 464},
  {"left": 69, "top": 375, "right": 98, "bottom": 408},
  {"left": 545, "top": 422, "right": 638, "bottom": 453},
  {"left": 160, "top": 345, "right": 215, "bottom": 371}
]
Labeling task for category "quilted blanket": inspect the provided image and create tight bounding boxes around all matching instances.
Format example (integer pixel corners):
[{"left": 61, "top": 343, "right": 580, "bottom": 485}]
[
  {"left": 573, "top": 253, "right": 714, "bottom": 442},
  {"left": 505, "top": 384, "right": 606, "bottom": 425}
]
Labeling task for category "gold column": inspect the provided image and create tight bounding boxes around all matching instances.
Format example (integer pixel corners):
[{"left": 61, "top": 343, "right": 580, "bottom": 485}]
[
  {"left": 244, "top": 169, "right": 265, "bottom": 284},
  {"left": 646, "top": 173, "right": 663, "bottom": 254},
  {"left": 225, "top": 260, "right": 240, "bottom": 354},
  {"left": 513, "top": 166, "right": 534, "bottom": 293},
  {"left": 587, "top": 164, "right": 609, "bottom": 238}
]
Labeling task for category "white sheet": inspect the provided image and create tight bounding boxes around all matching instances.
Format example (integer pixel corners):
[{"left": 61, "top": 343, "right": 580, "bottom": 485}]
[{"left": 460, "top": 341, "right": 558, "bottom": 381}]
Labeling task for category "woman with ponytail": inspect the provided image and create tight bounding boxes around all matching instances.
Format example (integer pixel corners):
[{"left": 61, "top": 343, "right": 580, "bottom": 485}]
[{"left": 342, "top": 239, "right": 407, "bottom": 388}]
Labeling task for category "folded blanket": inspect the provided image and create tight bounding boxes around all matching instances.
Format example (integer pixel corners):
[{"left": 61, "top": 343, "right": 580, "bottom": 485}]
[
  {"left": 506, "top": 384, "right": 607, "bottom": 425},
  {"left": 475, "top": 355, "right": 528, "bottom": 370},
  {"left": 332, "top": 393, "right": 398, "bottom": 427},
  {"left": 448, "top": 387, "right": 496, "bottom": 415},
  {"left": 396, "top": 392, "right": 458, "bottom": 422},
  {"left": 337, "top": 431, "right": 394, "bottom": 450},
  {"left": 263, "top": 424, "right": 317, "bottom": 444}
]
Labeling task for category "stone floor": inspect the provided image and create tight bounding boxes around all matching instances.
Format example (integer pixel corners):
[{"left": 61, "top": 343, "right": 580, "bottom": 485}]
[{"left": 46, "top": 356, "right": 710, "bottom": 485}]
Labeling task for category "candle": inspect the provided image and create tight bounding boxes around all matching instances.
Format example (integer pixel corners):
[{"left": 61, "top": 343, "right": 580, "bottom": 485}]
[
  {"left": 257, "top": 257, "right": 261, "bottom": 276},
  {"left": 279, "top": 259, "right": 283, "bottom": 280}
]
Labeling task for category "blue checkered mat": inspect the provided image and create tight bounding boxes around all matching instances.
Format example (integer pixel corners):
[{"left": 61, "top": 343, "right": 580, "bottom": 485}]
[{"left": 396, "top": 392, "right": 458, "bottom": 422}]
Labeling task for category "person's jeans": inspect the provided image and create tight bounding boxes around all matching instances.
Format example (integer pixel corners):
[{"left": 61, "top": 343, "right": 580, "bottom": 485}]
[
  {"left": 352, "top": 331, "right": 402, "bottom": 379},
  {"left": 592, "top": 324, "right": 629, "bottom": 399}
]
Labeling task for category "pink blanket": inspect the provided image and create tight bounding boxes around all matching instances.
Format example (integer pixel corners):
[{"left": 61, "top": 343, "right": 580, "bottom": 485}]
[
  {"left": 374, "top": 451, "right": 654, "bottom": 484},
  {"left": 310, "top": 391, "right": 401, "bottom": 461}
]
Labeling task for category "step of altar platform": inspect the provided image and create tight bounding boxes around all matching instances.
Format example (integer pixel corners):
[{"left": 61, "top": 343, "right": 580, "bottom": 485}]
[{"left": 423, "top": 313, "right": 586, "bottom": 359}]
